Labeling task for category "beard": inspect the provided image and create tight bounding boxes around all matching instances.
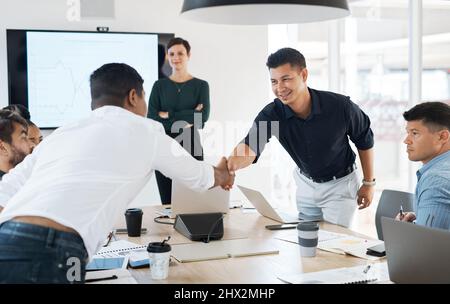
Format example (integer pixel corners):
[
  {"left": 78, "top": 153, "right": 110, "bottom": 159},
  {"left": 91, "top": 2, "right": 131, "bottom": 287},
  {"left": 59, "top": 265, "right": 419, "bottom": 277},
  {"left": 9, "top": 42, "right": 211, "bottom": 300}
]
[{"left": 8, "top": 145, "right": 28, "bottom": 167}]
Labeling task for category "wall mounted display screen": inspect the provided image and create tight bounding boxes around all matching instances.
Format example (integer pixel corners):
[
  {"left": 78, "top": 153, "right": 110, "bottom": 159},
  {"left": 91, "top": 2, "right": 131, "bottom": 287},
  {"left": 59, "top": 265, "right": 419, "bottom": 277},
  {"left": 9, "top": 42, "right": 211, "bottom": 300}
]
[{"left": 7, "top": 30, "right": 173, "bottom": 129}]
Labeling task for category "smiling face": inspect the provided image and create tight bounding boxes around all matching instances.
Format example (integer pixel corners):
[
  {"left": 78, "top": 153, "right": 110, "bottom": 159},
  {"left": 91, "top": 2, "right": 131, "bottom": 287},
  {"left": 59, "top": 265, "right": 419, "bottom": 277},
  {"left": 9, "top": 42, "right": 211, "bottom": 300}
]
[
  {"left": 269, "top": 63, "right": 308, "bottom": 106},
  {"left": 404, "top": 120, "right": 449, "bottom": 164},
  {"left": 167, "top": 44, "right": 190, "bottom": 71}
]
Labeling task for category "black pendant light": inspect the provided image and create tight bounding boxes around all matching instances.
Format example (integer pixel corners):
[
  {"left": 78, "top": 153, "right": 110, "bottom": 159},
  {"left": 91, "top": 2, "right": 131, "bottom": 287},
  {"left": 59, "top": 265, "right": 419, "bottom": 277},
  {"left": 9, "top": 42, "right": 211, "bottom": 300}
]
[{"left": 180, "top": 0, "right": 350, "bottom": 25}]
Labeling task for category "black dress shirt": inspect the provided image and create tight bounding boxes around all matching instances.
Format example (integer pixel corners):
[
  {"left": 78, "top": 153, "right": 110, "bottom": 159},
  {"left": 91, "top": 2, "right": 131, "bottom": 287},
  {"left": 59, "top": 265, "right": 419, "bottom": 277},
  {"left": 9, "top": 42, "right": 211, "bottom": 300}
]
[{"left": 242, "top": 88, "right": 374, "bottom": 179}]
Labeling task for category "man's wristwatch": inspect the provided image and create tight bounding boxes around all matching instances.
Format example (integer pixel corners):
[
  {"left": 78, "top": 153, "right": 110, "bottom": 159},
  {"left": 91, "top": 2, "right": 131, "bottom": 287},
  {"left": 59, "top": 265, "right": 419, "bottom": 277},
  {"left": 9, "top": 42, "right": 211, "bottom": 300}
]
[{"left": 362, "top": 178, "right": 376, "bottom": 186}]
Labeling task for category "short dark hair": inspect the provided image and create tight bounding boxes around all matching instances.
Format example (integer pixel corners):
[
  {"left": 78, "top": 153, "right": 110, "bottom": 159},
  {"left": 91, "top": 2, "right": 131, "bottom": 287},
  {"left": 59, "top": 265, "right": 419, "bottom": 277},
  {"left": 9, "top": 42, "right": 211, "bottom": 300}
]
[
  {"left": 403, "top": 102, "right": 450, "bottom": 131},
  {"left": 3, "top": 104, "right": 31, "bottom": 121},
  {"left": 0, "top": 110, "right": 28, "bottom": 144},
  {"left": 167, "top": 37, "right": 191, "bottom": 54},
  {"left": 266, "top": 48, "right": 307, "bottom": 70},
  {"left": 90, "top": 63, "right": 144, "bottom": 109}
]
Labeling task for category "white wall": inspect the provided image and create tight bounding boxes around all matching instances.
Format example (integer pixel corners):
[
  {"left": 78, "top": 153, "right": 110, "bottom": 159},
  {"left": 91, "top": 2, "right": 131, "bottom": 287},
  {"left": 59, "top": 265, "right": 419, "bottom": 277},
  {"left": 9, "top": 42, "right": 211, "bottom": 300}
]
[{"left": 0, "top": 0, "right": 271, "bottom": 206}]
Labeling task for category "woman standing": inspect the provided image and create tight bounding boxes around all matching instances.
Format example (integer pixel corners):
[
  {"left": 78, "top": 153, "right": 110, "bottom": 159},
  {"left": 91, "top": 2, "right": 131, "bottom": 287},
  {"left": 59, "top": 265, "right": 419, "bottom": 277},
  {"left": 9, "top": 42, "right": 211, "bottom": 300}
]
[{"left": 148, "top": 37, "right": 210, "bottom": 204}]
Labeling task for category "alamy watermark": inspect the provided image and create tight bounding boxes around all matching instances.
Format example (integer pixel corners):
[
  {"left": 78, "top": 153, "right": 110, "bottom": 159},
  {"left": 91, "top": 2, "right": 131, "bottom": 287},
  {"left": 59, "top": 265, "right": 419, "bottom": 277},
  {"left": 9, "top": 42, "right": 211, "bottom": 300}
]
[
  {"left": 66, "top": 256, "right": 82, "bottom": 282},
  {"left": 66, "top": 0, "right": 80, "bottom": 22},
  {"left": 168, "top": 113, "right": 280, "bottom": 163}
]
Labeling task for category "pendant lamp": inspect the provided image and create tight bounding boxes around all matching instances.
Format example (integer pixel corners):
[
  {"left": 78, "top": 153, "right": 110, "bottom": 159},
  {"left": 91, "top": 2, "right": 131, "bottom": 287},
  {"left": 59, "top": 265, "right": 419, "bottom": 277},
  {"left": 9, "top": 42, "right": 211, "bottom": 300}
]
[{"left": 180, "top": 0, "right": 350, "bottom": 25}]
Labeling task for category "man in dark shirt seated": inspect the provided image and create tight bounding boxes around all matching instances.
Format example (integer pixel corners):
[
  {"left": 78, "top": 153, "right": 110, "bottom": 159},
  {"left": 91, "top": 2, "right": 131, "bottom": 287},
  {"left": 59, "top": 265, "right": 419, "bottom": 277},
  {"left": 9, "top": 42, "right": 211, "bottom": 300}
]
[
  {"left": 0, "top": 110, "right": 34, "bottom": 184},
  {"left": 227, "top": 48, "right": 375, "bottom": 228}
]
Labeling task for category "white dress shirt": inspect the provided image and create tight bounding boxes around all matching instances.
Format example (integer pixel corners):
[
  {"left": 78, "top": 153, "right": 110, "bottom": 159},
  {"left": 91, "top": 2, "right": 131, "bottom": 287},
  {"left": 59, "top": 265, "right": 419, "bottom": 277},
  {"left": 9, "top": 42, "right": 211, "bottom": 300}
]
[{"left": 0, "top": 106, "right": 214, "bottom": 259}]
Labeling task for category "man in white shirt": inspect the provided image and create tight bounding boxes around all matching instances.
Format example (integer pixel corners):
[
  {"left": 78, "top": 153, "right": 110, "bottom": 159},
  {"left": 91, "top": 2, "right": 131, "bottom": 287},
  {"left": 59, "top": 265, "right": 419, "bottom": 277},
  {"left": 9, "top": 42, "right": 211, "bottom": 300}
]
[{"left": 0, "top": 63, "right": 234, "bottom": 283}]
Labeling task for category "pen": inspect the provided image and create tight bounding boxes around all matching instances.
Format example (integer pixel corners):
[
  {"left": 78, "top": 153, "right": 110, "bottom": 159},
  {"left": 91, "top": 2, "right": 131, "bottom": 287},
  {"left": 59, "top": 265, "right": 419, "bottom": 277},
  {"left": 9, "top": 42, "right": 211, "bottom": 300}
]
[
  {"left": 363, "top": 265, "right": 371, "bottom": 274},
  {"left": 103, "top": 231, "right": 114, "bottom": 247},
  {"left": 399, "top": 205, "right": 404, "bottom": 219},
  {"left": 85, "top": 275, "right": 118, "bottom": 283}
]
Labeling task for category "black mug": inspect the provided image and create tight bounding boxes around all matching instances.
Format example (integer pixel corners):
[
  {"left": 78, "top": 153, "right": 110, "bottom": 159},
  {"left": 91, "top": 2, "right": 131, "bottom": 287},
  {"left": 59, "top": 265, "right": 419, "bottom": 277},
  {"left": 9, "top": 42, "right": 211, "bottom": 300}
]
[{"left": 125, "top": 208, "right": 143, "bottom": 237}]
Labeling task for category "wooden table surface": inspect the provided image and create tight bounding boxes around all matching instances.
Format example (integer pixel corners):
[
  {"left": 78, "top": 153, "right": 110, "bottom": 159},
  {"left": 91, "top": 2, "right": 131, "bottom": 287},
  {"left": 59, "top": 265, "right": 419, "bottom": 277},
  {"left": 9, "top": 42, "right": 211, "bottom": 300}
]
[{"left": 114, "top": 206, "right": 376, "bottom": 284}]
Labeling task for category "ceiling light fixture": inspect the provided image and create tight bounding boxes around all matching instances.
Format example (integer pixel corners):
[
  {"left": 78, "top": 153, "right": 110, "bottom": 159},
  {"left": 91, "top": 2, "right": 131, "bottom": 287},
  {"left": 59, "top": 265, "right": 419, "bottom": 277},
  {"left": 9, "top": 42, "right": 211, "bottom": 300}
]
[{"left": 180, "top": 0, "right": 350, "bottom": 25}]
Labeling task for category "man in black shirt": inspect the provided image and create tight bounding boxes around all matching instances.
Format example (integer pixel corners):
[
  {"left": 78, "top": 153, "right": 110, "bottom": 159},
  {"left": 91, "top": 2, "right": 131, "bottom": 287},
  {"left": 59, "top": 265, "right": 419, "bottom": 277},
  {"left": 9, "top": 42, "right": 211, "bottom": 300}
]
[
  {"left": 0, "top": 110, "right": 34, "bottom": 182},
  {"left": 228, "top": 48, "right": 375, "bottom": 227}
]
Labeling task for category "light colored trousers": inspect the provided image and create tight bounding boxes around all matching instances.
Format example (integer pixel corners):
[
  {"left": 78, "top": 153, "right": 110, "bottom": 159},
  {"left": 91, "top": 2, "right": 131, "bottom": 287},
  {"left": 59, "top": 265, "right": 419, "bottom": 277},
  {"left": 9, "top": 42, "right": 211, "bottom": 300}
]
[{"left": 294, "top": 168, "right": 360, "bottom": 228}]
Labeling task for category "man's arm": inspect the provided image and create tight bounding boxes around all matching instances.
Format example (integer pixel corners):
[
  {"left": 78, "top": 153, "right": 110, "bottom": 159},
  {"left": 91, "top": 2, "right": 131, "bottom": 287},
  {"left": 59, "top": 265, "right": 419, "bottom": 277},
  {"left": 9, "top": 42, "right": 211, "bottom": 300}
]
[
  {"left": 415, "top": 176, "right": 450, "bottom": 229},
  {"left": 152, "top": 132, "right": 233, "bottom": 191},
  {"left": 227, "top": 143, "right": 257, "bottom": 174},
  {"left": 357, "top": 148, "right": 375, "bottom": 209}
]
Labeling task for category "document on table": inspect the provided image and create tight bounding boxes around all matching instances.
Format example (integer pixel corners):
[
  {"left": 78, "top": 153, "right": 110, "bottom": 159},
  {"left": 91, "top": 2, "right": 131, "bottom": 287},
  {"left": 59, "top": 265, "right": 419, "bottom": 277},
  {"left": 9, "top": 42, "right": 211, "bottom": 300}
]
[
  {"left": 171, "top": 238, "right": 279, "bottom": 263},
  {"left": 317, "top": 235, "right": 384, "bottom": 261},
  {"left": 278, "top": 262, "right": 389, "bottom": 284},
  {"left": 276, "top": 229, "right": 384, "bottom": 261},
  {"left": 276, "top": 229, "right": 347, "bottom": 244}
]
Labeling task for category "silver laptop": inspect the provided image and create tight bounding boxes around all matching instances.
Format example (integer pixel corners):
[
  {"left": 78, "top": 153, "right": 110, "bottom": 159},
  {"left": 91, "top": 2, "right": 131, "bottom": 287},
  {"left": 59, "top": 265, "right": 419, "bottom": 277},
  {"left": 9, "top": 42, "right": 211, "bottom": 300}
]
[
  {"left": 238, "top": 185, "right": 300, "bottom": 224},
  {"left": 171, "top": 181, "right": 230, "bottom": 218},
  {"left": 381, "top": 217, "right": 450, "bottom": 283}
]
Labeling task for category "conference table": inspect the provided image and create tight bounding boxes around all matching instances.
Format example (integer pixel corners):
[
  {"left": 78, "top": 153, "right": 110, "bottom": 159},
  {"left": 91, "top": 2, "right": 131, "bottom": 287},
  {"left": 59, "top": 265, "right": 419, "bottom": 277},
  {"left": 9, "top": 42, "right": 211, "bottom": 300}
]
[{"left": 112, "top": 205, "right": 381, "bottom": 284}]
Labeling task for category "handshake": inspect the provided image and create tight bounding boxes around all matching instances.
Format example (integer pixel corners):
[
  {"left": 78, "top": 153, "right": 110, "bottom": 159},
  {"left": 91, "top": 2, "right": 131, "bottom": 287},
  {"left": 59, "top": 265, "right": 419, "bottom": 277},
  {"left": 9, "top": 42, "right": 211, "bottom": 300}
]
[
  {"left": 212, "top": 144, "right": 257, "bottom": 190},
  {"left": 213, "top": 156, "right": 241, "bottom": 191}
]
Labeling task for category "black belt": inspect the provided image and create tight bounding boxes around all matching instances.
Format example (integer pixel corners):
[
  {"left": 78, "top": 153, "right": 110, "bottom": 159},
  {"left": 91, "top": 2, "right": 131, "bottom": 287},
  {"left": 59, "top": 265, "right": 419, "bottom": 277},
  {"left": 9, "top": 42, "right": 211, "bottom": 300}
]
[{"left": 300, "top": 164, "right": 356, "bottom": 184}]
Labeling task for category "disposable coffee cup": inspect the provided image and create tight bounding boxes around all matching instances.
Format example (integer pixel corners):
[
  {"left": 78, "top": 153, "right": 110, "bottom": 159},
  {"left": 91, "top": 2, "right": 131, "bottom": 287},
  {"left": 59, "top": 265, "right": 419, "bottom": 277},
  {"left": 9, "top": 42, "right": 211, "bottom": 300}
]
[
  {"left": 125, "top": 208, "right": 143, "bottom": 237},
  {"left": 147, "top": 239, "right": 171, "bottom": 280},
  {"left": 297, "top": 222, "right": 319, "bottom": 257}
]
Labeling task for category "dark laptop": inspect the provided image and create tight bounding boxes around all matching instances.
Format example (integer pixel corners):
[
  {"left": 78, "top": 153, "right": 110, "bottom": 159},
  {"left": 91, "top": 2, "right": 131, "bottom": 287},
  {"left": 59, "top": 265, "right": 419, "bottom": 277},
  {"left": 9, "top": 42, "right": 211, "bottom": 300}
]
[{"left": 381, "top": 217, "right": 450, "bottom": 283}]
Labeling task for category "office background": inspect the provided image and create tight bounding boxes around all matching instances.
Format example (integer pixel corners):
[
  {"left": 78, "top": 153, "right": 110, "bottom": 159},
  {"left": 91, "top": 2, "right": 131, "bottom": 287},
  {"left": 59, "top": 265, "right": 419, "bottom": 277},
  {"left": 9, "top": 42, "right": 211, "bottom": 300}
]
[{"left": 0, "top": 0, "right": 449, "bottom": 238}]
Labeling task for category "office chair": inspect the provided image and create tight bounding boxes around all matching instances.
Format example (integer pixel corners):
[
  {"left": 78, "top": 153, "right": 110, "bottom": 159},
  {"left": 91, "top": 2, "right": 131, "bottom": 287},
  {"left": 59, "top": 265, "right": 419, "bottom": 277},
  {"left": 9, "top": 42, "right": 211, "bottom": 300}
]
[{"left": 375, "top": 189, "right": 414, "bottom": 240}]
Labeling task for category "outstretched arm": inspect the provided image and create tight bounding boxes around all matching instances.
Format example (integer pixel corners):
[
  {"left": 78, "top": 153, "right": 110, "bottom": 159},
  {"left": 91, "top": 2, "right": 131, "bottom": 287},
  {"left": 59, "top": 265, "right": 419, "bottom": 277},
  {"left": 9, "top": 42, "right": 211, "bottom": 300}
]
[
  {"left": 153, "top": 132, "right": 234, "bottom": 191},
  {"left": 227, "top": 143, "right": 257, "bottom": 174},
  {"left": 357, "top": 148, "right": 375, "bottom": 209}
]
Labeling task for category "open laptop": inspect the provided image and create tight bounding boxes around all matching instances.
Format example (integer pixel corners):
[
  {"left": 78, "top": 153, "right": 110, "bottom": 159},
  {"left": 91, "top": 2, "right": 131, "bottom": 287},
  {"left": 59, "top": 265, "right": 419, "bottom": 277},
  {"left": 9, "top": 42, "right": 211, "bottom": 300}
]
[
  {"left": 381, "top": 217, "right": 450, "bottom": 283},
  {"left": 238, "top": 185, "right": 300, "bottom": 224},
  {"left": 171, "top": 181, "right": 230, "bottom": 218}
]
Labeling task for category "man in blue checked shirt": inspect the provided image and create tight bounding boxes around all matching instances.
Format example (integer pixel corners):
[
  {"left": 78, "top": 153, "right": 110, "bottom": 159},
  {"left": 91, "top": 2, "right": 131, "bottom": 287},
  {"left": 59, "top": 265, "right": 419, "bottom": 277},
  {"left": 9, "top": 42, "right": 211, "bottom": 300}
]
[{"left": 397, "top": 102, "right": 450, "bottom": 230}]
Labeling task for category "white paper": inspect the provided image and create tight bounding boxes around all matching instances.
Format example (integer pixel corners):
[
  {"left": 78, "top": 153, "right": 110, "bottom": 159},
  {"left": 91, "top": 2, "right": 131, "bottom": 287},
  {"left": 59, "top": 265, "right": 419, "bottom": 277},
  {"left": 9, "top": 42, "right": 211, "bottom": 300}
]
[{"left": 278, "top": 262, "right": 389, "bottom": 284}]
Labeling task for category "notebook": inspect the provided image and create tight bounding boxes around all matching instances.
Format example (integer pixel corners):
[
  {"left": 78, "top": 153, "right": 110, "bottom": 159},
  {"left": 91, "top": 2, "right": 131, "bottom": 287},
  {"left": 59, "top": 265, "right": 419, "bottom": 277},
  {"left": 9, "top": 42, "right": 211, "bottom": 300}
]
[
  {"left": 317, "top": 235, "right": 384, "bottom": 261},
  {"left": 171, "top": 181, "right": 229, "bottom": 218},
  {"left": 278, "top": 262, "right": 389, "bottom": 284},
  {"left": 276, "top": 229, "right": 348, "bottom": 244},
  {"left": 238, "top": 185, "right": 300, "bottom": 223},
  {"left": 275, "top": 229, "right": 383, "bottom": 261},
  {"left": 86, "top": 256, "right": 128, "bottom": 271},
  {"left": 382, "top": 217, "right": 450, "bottom": 283},
  {"left": 95, "top": 240, "right": 147, "bottom": 258},
  {"left": 92, "top": 240, "right": 150, "bottom": 268},
  {"left": 171, "top": 238, "right": 279, "bottom": 263}
]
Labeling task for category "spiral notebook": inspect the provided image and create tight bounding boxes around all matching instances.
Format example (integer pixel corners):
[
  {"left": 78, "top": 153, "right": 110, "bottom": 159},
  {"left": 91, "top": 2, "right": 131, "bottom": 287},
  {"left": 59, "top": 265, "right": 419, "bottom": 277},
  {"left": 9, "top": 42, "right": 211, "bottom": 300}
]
[
  {"left": 95, "top": 240, "right": 147, "bottom": 258},
  {"left": 91, "top": 240, "right": 150, "bottom": 268},
  {"left": 278, "top": 262, "right": 389, "bottom": 284}
]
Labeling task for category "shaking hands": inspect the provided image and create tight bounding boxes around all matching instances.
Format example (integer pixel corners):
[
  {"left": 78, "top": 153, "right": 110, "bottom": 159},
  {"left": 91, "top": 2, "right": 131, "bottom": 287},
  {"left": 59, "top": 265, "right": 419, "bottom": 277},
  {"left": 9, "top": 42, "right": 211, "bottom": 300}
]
[
  {"left": 213, "top": 157, "right": 235, "bottom": 190},
  {"left": 213, "top": 144, "right": 258, "bottom": 190}
]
